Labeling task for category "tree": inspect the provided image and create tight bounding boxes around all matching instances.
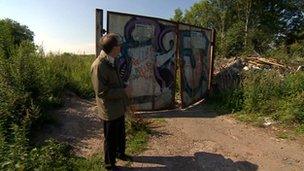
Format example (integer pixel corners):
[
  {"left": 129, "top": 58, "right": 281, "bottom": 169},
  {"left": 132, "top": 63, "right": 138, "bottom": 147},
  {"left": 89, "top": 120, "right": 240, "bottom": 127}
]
[
  {"left": 171, "top": 8, "right": 184, "bottom": 22},
  {"left": 279, "top": 0, "right": 304, "bottom": 49},
  {"left": 176, "top": 0, "right": 239, "bottom": 57},
  {"left": 171, "top": 0, "right": 304, "bottom": 57},
  {"left": 0, "top": 19, "right": 34, "bottom": 58}
]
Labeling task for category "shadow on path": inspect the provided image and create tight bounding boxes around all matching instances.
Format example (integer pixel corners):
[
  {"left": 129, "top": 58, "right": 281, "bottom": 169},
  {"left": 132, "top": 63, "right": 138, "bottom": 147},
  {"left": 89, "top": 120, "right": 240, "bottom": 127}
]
[
  {"left": 120, "top": 152, "right": 258, "bottom": 171},
  {"left": 31, "top": 95, "right": 103, "bottom": 151}
]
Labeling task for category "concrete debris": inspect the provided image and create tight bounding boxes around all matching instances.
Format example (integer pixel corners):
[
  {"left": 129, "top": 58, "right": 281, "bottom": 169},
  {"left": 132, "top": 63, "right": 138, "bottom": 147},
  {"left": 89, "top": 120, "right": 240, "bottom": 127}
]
[
  {"left": 263, "top": 117, "right": 277, "bottom": 127},
  {"left": 212, "top": 55, "right": 291, "bottom": 93},
  {"left": 296, "top": 65, "right": 304, "bottom": 72},
  {"left": 244, "top": 57, "right": 286, "bottom": 71},
  {"left": 212, "top": 58, "right": 244, "bottom": 93}
]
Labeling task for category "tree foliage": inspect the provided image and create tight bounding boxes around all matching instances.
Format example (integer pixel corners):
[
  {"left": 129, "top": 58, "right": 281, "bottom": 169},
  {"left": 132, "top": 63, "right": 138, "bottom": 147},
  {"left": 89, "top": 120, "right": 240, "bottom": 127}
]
[
  {"left": 171, "top": 8, "right": 184, "bottom": 22},
  {"left": 172, "top": 0, "right": 304, "bottom": 57},
  {"left": 0, "top": 18, "right": 34, "bottom": 58}
]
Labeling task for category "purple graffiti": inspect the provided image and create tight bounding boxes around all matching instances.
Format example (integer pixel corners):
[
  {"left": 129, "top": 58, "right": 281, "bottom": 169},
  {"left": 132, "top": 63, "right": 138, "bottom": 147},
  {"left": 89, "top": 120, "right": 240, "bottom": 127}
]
[
  {"left": 158, "top": 27, "right": 176, "bottom": 53},
  {"left": 117, "top": 16, "right": 177, "bottom": 92},
  {"left": 124, "top": 17, "right": 160, "bottom": 48}
]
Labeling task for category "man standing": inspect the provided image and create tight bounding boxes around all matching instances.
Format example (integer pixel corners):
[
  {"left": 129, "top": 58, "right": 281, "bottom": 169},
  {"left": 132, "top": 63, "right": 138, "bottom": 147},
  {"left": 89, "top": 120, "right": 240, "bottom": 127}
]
[{"left": 91, "top": 33, "right": 131, "bottom": 170}]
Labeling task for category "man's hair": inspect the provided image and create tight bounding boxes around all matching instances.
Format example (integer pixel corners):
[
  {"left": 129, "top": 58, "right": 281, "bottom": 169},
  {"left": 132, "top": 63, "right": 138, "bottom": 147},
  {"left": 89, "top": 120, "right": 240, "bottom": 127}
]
[{"left": 100, "top": 33, "right": 121, "bottom": 54}]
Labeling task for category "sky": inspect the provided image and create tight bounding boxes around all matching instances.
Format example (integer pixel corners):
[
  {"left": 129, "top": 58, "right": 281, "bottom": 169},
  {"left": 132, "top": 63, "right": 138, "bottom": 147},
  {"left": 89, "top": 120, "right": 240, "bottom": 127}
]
[{"left": 0, "top": 0, "right": 198, "bottom": 54}]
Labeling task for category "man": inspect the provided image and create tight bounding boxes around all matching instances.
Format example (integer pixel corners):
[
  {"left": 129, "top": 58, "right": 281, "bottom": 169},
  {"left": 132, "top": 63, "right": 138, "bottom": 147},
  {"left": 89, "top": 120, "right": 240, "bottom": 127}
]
[{"left": 91, "top": 33, "right": 131, "bottom": 170}]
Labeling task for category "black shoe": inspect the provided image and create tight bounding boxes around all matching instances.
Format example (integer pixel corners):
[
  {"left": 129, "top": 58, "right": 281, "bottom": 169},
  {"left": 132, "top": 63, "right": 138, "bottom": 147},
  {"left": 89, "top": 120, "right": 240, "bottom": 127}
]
[
  {"left": 105, "top": 164, "right": 118, "bottom": 171},
  {"left": 116, "top": 153, "right": 133, "bottom": 161}
]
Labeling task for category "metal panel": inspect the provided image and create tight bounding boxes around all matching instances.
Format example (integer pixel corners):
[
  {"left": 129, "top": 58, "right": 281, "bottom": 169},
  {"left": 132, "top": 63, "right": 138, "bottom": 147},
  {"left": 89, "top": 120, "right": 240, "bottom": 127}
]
[
  {"left": 208, "top": 29, "right": 216, "bottom": 91},
  {"left": 95, "top": 9, "right": 103, "bottom": 58},
  {"left": 179, "top": 24, "right": 213, "bottom": 107},
  {"left": 107, "top": 11, "right": 178, "bottom": 111}
]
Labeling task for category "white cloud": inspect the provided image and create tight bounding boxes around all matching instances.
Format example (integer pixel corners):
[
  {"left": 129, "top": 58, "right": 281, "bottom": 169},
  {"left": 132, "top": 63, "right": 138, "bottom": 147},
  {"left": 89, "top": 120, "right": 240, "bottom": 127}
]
[{"left": 34, "top": 32, "right": 95, "bottom": 54}]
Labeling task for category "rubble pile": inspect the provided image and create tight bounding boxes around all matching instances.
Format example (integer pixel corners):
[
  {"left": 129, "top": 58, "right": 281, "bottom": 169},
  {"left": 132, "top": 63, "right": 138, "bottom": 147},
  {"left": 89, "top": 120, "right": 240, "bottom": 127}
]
[
  {"left": 212, "top": 58, "right": 244, "bottom": 93},
  {"left": 243, "top": 57, "right": 287, "bottom": 72},
  {"left": 212, "top": 55, "right": 303, "bottom": 93}
]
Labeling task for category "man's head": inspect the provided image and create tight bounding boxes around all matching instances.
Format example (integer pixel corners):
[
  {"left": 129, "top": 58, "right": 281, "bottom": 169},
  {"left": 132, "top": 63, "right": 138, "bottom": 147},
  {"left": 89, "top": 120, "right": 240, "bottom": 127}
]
[{"left": 100, "top": 33, "right": 122, "bottom": 58}]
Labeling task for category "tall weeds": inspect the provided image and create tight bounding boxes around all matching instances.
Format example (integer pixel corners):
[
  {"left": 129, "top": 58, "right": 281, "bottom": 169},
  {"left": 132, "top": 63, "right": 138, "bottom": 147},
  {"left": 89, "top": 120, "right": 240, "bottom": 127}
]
[
  {"left": 210, "top": 69, "right": 304, "bottom": 129},
  {"left": 0, "top": 42, "right": 95, "bottom": 170}
]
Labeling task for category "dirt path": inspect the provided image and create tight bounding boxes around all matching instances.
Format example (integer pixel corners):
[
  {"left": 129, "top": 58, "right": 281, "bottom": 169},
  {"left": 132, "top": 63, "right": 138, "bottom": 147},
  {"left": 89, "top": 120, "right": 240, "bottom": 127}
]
[
  {"left": 36, "top": 95, "right": 304, "bottom": 171},
  {"left": 127, "top": 105, "right": 304, "bottom": 171},
  {"left": 33, "top": 92, "right": 103, "bottom": 157}
]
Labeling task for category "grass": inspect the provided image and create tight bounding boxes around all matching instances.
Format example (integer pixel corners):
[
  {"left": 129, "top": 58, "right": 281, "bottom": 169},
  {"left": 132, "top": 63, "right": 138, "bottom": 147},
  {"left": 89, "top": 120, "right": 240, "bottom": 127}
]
[
  {"left": 277, "top": 131, "right": 290, "bottom": 139},
  {"left": 153, "top": 118, "right": 167, "bottom": 124},
  {"left": 209, "top": 67, "right": 304, "bottom": 135},
  {"left": 234, "top": 112, "right": 265, "bottom": 127},
  {"left": 126, "top": 116, "right": 152, "bottom": 155},
  {"left": 126, "top": 130, "right": 149, "bottom": 155},
  {"left": 45, "top": 52, "right": 95, "bottom": 99},
  {"left": 71, "top": 154, "right": 105, "bottom": 171},
  {"left": 296, "top": 124, "right": 304, "bottom": 134}
]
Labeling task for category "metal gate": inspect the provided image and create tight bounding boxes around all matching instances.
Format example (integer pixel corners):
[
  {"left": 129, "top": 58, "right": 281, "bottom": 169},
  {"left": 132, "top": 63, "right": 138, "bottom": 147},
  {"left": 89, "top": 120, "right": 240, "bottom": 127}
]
[{"left": 96, "top": 9, "right": 215, "bottom": 110}]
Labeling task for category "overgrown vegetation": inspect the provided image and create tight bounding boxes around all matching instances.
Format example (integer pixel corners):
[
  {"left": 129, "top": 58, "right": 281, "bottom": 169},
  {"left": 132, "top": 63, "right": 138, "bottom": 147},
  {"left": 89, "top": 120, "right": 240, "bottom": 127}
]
[
  {"left": 209, "top": 70, "right": 304, "bottom": 132},
  {"left": 126, "top": 115, "right": 152, "bottom": 155},
  {"left": 45, "top": 52, "right": 95, "bottom": 99},
  {"left": 0, "top": 18, "right": 151, "bottom": 170}
]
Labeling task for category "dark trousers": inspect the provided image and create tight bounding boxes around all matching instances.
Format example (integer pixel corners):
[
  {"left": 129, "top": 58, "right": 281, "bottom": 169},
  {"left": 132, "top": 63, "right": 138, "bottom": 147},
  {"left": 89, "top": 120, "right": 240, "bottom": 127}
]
[{"left": 103, "top": 116, "right": 126, "bottom": 166}]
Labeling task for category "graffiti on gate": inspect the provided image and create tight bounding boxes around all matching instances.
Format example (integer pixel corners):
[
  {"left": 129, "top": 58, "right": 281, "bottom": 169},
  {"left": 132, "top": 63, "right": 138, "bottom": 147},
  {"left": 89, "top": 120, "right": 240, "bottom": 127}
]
[
  {"left": 179, "top": 26, "right": 212, "bottom": 106},
  {"left": 108, "top": 13, "right": 177, "bottom": 110}
]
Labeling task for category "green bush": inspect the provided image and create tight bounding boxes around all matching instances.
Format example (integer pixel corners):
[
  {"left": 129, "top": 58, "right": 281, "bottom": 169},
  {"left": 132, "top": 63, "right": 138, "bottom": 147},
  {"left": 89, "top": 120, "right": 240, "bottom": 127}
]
[
  {"left": 283, "top": 72, "right": 304, "bottom": 95},
  {"left": 46, "top": 53, "right": 95, "bottom": 99},
  {"left": 275, "top": 93, "right": 304, "bottom": 124},
  {"left": 0, "top": 42, "right": 50, "bottom": 134},
  {"left": 265, "top": 44, "right": 304, "bottom": 66},
  {"left": 0, "top": 41, "right": 96, "bottom": 169},
  {"left": 208, "top": 87, "right": 244, "bottom": 112},
  {"left": 0, "top": 42, "right": 66, "bottom": 169},
  {"left": 242, "top": 70, "right": 304, "bottom": 124},
  {"left": 126, "top": 115, "right": 151, "bottom": 155},
  {"left": 224, "top": 21, "right": 245, "bottom": 57},
  {"left": 290, "top": 42, "right": 304, "bottom": 57},
  {"left": 1, "top": 131, "right": 73, "bottom": 170},
  {"left": 210, "top": 70, "right": 304, "bottom": 127},
  {"left": 242, "top": 70, "right": 283, "bottom": 114}
]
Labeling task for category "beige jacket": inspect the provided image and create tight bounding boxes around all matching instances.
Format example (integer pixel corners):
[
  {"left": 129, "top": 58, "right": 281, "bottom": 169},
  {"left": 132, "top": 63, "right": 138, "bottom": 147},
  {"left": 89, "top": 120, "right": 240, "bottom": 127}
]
[{"left": 91, "top": 50, "right": 128, "bottom": 121}]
